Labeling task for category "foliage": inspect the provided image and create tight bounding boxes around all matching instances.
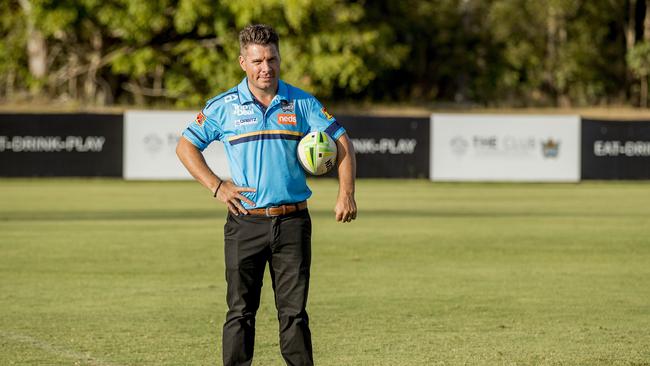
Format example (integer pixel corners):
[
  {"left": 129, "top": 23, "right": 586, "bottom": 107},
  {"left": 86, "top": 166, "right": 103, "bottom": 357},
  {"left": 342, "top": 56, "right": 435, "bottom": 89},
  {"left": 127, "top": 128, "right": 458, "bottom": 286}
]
[
  {"left": 0, "top": 0, "right": 648, "bottom": 107},
  {"left": 626, "top": 40, "right": 650, "bottom": 107},
  {"left": 627, "top": 41, "right": 650, "bottom": 77}
]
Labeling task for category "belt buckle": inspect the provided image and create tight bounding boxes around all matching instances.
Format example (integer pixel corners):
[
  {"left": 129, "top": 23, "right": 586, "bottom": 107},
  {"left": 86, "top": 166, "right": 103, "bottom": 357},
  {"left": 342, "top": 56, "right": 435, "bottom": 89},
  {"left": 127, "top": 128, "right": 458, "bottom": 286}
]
[{"left": 265, "top": 206, "right": 279, "bottom": 217}]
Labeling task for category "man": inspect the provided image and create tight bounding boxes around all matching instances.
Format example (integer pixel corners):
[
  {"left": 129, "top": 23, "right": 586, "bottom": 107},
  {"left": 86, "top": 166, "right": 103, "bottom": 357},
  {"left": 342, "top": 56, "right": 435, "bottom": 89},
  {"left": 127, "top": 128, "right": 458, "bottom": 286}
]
[{"left": 176, "top": 24, "right": 357, "bottom": 366}]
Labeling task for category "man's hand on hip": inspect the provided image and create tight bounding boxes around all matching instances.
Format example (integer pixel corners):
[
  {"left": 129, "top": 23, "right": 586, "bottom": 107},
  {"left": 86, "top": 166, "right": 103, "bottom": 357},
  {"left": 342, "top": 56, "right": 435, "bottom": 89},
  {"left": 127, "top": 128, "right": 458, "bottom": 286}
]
[
  {"left": 335, "top": 193, "right": 357, "bottom": 223},
  {"left": 215, "top": 180, "right": 256, "bottom": 215}
]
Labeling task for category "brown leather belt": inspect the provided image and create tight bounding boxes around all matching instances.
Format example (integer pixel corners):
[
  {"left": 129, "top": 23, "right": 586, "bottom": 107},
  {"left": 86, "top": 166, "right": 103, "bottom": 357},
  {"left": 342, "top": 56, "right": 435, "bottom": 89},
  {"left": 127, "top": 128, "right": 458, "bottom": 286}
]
[{"left": 247, "top": 201, "right": 308, "bottom": 217}]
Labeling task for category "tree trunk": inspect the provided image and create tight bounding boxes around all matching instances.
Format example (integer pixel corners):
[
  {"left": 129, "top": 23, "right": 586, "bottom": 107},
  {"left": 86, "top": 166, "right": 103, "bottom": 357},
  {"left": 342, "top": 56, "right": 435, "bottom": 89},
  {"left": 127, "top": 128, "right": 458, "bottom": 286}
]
[
  {"left": 645, "top": 0, "right": 650, "bottom": 41},
  {"left": 18, "top": 0, "right": 48, "bottom": 80},
  {"left": 627, "top": 0, "right": 637, "bottom": 51},
  {"left": 627, "top": 0, "right": 638, "bottom": 105},
  {"left": 68, "top": 54, "right": 79, "bottom": 100},
  {"left": 546, "top": 6, "right": 557, "bottom": 104},
  {"left": 84, "top": 31, "right": 102, "bottom": 104},
  {"left": 26, "top": 31, "right": 47, "bottom": 79},
  {"left": 6, "top": 67, "right": 15, "bottom": 100},
  {"left": 546, "top": 5, "right": 569, "bottom": 106},
  {"left": 642, "top": 76, "right": 648, "bottom": 108},
  {"left": 558, "top": 10, "right": 569, "bottom": 107},
  {"left": 153, "top": 64, "right": 164, "bottom": 97}
]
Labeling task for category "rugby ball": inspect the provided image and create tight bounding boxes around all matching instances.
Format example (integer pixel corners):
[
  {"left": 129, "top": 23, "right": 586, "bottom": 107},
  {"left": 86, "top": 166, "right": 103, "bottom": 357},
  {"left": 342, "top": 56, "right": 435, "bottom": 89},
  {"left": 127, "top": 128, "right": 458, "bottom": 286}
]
[{"left": 297, "top": 131, "right": 337, "bottom": 175}]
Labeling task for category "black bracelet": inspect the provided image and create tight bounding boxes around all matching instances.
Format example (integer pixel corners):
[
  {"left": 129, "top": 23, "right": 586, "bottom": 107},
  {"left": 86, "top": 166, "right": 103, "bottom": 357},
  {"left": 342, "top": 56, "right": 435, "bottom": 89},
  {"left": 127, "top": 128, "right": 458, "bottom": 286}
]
[{"left": 213, "top": 181, "right": 223, "bottom": 197}]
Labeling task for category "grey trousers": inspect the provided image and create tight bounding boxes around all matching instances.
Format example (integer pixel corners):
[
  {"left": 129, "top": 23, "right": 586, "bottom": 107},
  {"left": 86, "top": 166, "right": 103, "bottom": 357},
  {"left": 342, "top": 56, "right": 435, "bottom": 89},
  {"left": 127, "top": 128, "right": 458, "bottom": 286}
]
[{"left": 222, "top": 210, "right": 313, "bottom": 366}]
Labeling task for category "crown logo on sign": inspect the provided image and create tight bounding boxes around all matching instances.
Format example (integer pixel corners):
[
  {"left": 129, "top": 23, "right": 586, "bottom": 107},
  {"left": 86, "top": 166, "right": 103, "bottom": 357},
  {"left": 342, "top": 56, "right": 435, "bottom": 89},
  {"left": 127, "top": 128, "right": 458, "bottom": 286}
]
[{"left": 542, "top": 138, "right": 560, "bottom": 158}]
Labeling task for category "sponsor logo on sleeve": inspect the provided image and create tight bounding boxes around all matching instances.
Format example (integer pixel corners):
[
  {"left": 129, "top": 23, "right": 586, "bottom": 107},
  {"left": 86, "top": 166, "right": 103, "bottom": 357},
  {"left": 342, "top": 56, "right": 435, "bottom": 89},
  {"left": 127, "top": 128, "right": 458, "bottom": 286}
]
[
  {"left": 278, "top": 113, "right": 297, "bottom": 125},
  {"left": 321, "top": 107, "right": 334, "bottom": 120},
  {"left": 195, "top": 112, "right": 206, "bottom": 126}
]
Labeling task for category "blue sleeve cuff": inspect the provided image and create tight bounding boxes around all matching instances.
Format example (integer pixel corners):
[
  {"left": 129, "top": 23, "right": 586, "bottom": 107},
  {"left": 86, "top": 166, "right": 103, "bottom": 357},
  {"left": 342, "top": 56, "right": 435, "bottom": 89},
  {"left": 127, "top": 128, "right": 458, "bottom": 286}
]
[
  {"left": 324, "top": 120, "right": 345, "bottom": 139},
  {"left": 182, "top": 128, "right": 208, "bottom": 151}
]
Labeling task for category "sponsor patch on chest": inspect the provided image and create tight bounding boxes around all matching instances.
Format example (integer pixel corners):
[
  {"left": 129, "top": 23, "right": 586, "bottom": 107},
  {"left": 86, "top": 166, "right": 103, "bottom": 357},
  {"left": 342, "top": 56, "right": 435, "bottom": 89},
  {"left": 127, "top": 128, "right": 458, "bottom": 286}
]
[
  {"left": 232, "top": 104, "right": 255, "bottom": 116},
  {"left": 278, "top": 113, "right": 297, "bottom": 125},
  {"left": 235, "top": 117, "right": 258, "bottom": 127},
  {"left": 281, "top": 100, "right": 295, "bottom": 112}
]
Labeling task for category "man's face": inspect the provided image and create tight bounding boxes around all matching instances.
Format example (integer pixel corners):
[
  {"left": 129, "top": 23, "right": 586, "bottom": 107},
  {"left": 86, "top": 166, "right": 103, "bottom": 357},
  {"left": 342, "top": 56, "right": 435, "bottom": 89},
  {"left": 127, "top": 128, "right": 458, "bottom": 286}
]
[{"left": 239, "top": 43, "right": 280, "bottom": 93}]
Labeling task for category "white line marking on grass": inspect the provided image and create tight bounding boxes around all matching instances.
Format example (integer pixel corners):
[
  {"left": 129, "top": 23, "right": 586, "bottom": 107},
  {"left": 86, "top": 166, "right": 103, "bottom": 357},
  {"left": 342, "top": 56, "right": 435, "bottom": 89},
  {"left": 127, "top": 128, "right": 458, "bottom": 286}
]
[{"left": 0, "top": 330, "right": 124, "bottom": 366}]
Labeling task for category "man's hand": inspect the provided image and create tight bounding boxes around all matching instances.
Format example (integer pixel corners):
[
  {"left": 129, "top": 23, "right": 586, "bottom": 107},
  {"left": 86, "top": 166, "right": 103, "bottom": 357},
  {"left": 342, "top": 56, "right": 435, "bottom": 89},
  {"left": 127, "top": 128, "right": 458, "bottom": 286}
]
[
  {"left": 215, "top": 181, "right": 256, "bottom": 215},
  {"left": 335, "top": 193, "right": 357, "bottom": 223}
]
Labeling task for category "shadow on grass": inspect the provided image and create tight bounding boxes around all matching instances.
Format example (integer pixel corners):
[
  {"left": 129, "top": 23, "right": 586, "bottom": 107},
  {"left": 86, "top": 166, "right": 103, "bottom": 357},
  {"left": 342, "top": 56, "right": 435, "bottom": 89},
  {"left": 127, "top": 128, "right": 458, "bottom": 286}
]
[{"left": 0, "top": 208, "right": 620, "bottom": 222}]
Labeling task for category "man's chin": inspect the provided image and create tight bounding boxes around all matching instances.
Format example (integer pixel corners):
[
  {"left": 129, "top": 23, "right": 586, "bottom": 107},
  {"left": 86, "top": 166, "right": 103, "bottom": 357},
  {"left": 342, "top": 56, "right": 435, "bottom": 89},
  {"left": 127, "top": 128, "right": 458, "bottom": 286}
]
[{"left": 256, "top": 79, "right": 278, "bottom": 90}]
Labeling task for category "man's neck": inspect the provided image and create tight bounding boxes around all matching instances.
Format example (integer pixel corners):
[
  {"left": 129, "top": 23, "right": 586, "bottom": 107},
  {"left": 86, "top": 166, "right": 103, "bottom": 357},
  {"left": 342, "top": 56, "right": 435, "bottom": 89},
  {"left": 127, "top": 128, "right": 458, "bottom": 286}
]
[{"left": 248, "top": 81, "right": 278, "bottom": 107}]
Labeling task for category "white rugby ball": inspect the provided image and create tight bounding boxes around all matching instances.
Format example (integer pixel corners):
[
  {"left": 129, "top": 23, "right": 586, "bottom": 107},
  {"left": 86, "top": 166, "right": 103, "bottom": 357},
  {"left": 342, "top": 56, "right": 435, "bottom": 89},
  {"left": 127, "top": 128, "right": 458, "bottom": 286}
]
[{"left": 297, "top": 131, "right": 337, "bottom": 175}]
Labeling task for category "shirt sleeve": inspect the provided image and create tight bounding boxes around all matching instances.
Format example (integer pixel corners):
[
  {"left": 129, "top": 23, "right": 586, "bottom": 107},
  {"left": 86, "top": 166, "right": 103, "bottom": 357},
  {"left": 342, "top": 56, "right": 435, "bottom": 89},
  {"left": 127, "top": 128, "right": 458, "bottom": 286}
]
[
  {"left": 305, "top": 98, "right": 346, "bottom": 139},
  {"left": 181, "top": 110, "right": 223, "bottom": 151}
]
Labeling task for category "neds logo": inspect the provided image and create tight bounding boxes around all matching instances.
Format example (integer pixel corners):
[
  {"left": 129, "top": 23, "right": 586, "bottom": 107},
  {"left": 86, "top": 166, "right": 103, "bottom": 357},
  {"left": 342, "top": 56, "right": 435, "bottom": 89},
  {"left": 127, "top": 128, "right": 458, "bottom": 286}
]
[{"left": 278, "top": 114, "right": 297, "bottom": 125}]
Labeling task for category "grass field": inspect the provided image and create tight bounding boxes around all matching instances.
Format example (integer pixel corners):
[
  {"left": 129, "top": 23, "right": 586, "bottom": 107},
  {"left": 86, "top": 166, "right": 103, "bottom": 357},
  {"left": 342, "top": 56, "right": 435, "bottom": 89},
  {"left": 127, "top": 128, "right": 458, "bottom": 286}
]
[{"left": 1, "top": 179, "right": 649, "bottom": 366}]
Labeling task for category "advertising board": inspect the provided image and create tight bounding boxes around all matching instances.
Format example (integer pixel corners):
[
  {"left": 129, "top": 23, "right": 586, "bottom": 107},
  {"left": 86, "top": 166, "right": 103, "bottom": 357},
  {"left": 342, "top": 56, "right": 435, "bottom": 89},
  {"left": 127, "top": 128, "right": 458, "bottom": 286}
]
[
  {"left": 581, "top": 119, "right": 650, "bottom": 179},
  {"left": 431, "top": 114, "right": 580, "bottom": 182},
  {"left": 0, "top": 113, "right": 123, "bottom": 177},
  {"left": 336, "top": 115, "right": 429, "bottom": 178},
  {"left": 124, "top": 111, "right": 230, "bottom": 180}
]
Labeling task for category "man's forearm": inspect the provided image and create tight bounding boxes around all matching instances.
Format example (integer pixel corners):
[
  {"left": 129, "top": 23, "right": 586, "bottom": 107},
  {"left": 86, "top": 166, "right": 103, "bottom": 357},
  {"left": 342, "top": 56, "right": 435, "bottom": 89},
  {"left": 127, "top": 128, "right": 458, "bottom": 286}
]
[{"left": 336, "top": 133, "right": 356, "bottom": 195}]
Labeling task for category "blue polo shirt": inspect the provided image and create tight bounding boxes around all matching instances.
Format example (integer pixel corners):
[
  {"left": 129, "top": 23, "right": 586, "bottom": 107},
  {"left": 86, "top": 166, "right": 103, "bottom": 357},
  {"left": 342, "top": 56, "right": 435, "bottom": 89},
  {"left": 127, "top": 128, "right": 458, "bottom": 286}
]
[{"left": 182, "top": 78, "right": 345, "bottom": 209}]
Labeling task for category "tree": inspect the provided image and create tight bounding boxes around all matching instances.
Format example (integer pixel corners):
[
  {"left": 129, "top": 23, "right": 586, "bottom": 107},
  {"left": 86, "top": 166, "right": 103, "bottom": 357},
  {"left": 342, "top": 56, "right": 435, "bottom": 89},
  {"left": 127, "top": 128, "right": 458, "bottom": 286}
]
[
  {"left": 627, "top": 41, "right": 650, "bottom": 107},
  {"left": 0, "top": 0, "right": 409, "bottom": 106},
  {"left": 0, "top": 0, "right": 645, "bottom": 108},
  {"left": 0, "top": 1, "right": 27, "bottom": 100},
  {"left": 487, "top": 0, "right": 627, "bottom": 106}
]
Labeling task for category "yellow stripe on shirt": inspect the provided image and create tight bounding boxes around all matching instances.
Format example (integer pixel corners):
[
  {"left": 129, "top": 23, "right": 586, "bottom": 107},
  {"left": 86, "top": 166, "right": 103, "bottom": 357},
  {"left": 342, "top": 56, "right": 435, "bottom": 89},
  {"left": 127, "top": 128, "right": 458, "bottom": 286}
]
[{"left": 228, "top": 129, "right": 304, "bottom": 142}]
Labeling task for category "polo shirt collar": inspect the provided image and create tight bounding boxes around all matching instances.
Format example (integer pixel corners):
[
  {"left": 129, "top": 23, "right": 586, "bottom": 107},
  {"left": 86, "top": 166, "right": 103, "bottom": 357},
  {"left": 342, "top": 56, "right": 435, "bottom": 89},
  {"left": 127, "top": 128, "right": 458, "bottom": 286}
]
[{"left": 237, "top": 78, "right": 289, "bottom": 105}]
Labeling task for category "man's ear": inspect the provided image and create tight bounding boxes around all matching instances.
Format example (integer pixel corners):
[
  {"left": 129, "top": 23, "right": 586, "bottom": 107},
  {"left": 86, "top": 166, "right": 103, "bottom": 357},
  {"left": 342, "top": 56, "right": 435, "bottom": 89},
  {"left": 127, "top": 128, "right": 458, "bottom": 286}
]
[{"left": 239, "top": 54, "right": 246, "bottom": 72}]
